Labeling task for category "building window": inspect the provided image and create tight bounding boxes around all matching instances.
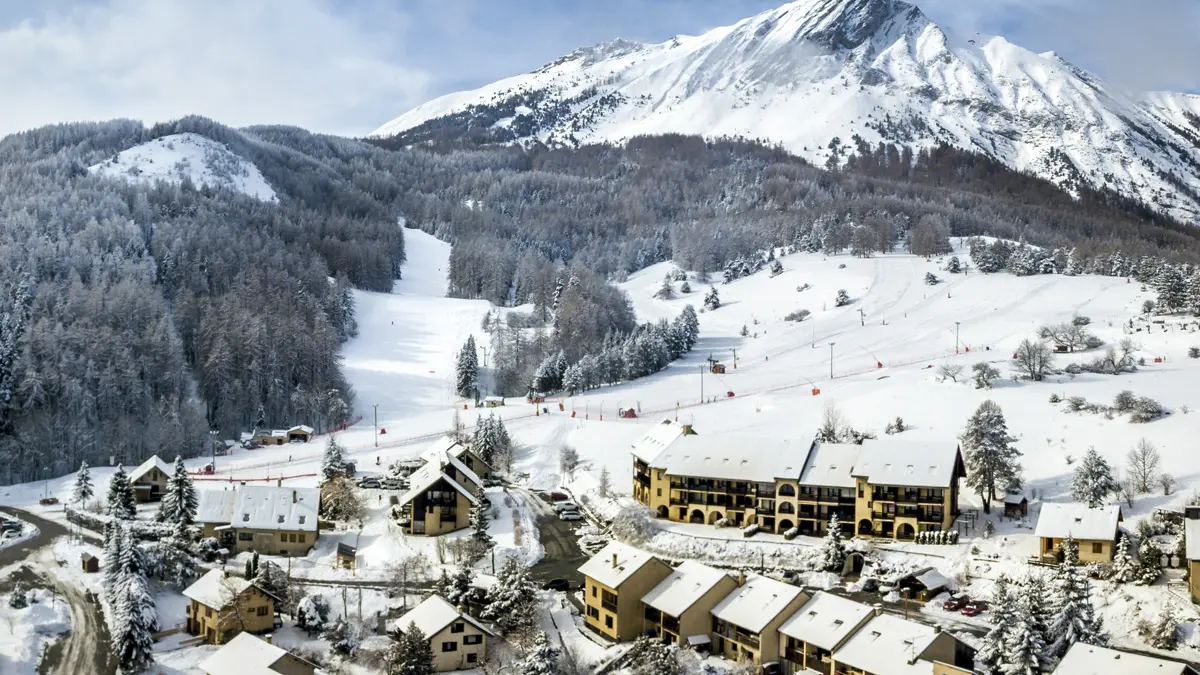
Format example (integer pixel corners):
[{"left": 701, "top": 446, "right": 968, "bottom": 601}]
[
  {"left": 299, "top": 534, "right": 306, "bottom": 543},
  {"left": 657, "top": 471, "right": 663, "bottom": 480},
  {"left": 205, "top": 607, "right": 212, "bottom": 618},
  {"left": 587, "top": 606, "right": 599, "bottom": 618},
  {"left": 256, "top": 606, "right": 268, "bottom": 617},
  {"left": 467, "top": 653, "right": 478, "bottom": 663},
  {"left": 452, "top": 622, "right": 464, "bottom": 634},
  {"left": 464, "top": 634, "right": 482, "bottom": 645},
  {"left": 656, "top": 488, "right": 662, "bottom": 497},
  {"left": 605, "top": 616, "right": 613, "bottom": 629},
  {"left": 777, "top": 484, "right": 795, "bottom": 497},
  {"left": 238, "top": 532, "right": 253, "bottom": 541},
  {"left": 591, "top": 586, "right": 597, "bottom": 597},
  {"left": 1092, "top": 542, "right": 1103, "bottom": 554},
  {"left": 442, "top": 642, "right": 458, "bottom": 652}
]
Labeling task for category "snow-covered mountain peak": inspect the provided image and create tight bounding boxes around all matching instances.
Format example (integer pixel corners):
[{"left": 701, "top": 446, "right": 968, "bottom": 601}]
[
  {"left": 371, "top": 1, "right": 1200, "bottom": 223},
  {"left": 89, "top": 133, "right": 277, "bottom": 202}
]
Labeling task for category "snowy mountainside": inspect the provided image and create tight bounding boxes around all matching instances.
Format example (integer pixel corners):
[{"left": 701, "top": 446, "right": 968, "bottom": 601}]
[
  {"left": 372, "top": 0, "right": 1200, "bottom": 224},
  {"left": 89, "top": 132, "right": 277, "bottom": 202}
]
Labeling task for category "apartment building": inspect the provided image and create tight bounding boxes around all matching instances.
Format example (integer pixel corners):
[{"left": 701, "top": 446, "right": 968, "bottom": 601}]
[
  {"left": 396, "top": 448, "right": 483, "bottom": 536},
  {"left": 778, "top": 591, "right": 875, "bottom": 674},
  {"left": 195, "top": 485, "right": 321, "bottom": 556},
  {"left": 832, "top": 613, "right": 975, "bottom": 675},
  {"left": 631, "top": 421, "right": 966, "bottom": 541},
  {"left": 641, "top": 560, "right": 737, "bottom": 648},
  {"left": 710, "top": 574, "right": 809, "bottom": 665},
  {"left": 580, "top": 541, "right": 672, "bottom": 642},
  {"left": 1034, "top": 503, "right": 1123, "bottom": 564}
]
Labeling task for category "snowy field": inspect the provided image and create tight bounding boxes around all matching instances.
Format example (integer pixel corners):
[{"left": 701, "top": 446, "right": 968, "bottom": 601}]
[
  {"left": 89, "top": 132, "right": 277, "bottom": 202},
  {"left": 0, "top": 586, "right": 71, "bottom": 675}
]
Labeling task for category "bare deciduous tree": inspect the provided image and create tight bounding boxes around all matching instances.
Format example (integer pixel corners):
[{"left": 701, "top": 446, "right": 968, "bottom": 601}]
[
  {"left": 1127, "top": 438, "right": 1161, "bottom": 494},
  {"left": 937, "top": 363, "right": 964, "bottom": 382},
  {"left": 387, "top": 554, "right": 432, "bottom": 608},
  {"left": 1013, "top": 339, "right": 1054, "bottom": 381},
  {"left": 1160, "top": 474, "right": 1176, "bottom": 496},
  {"left": 559, "top": 444, "right": 580, "bottom": 482}
]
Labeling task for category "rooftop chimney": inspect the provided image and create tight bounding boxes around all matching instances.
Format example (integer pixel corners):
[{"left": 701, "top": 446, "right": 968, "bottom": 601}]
[
  {"left": 277, "top": 478, "right": 282, "bottom": 487},
  {"left": 612, "top": 553, "right": 618, "bottom": 568},
  {"left": 292, "top": 490, "right": 297, "bottom": 504},
  {"left": 264, "top": 633, "right": 272, "bottom": 645},
  {"left": 736, "top": 569, "right": 746, "bottom": 587}
]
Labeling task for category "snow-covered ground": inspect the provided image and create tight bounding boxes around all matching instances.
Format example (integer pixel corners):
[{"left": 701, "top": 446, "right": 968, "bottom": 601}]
[
  {"left": 0, "top": 587, "right": 71, "bottom": 675},
  {"left": 89, "top": 132, "right": 277, "bottom": 202}
]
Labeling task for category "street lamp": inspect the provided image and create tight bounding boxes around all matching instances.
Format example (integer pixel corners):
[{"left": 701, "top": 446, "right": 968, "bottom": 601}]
[
  {"left": 828, "top": 342, "right": 836, "bottom": 379},
  {"left": 954, "top": 321, "right": 961, "bottom": 354},
  {"left": 373, "top": 403, "right": 379, "bottom": 448}
]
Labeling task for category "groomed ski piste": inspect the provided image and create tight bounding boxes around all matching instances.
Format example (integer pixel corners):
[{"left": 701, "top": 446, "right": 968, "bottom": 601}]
[{"left": 4, "top": 228, "right": 1200, "bottom": 669}]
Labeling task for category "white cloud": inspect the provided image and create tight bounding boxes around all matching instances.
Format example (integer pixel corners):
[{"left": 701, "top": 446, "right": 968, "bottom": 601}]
[{"left": 0, "top": 0, "right": 430, "bottom": 137}]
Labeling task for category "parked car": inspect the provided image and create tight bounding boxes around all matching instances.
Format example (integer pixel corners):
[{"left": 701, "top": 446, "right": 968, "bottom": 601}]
[
  {"left": 942, "top": 595, "right": 970, "bottom": 612},
  {"left": 542, "top": 578, "right": 572, "bottom": 591},
  {"left": 558, "top": 510, "right": 583, "bottom": 521},
  {"left": 380, "top": 478, "right": 405, "bottom": 490},
  {"left": 554, "top": 501, "right": 579, "bottom": 514},
  {"left": 357, "top": 477, "right": 381, "bottom": 489},
  {"left": 961, "top": 600, "right": 989, "bottom": 617}
]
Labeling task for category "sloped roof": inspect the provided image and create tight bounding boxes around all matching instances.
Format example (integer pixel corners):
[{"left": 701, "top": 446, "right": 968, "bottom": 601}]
[
  {"left": 1055, "top": 643, "right": 1190, "bottom": 675},
  {"left": 711, "top": 575, "right": 805, "bottom": 634},
  {"left": 779, "top": 591, "right": 875, "bottom": 650},
  {"left": 1034, "top": 503, "right": 1122, "bottom": 541},
  {"left": 392, "top": 595, "right": 494, "bottom": 637},
  {"left": 798, "top": 443, "right": 860, "bottom": 488},
  {"left": 183, "top": 569, "right": 252, "bottom": 609},
  {"left": 288, "top": 425, "right": 314, "bottom": 435},
  {"left": 199, "top": 632, "right": 316, "bottom": 675},
  {"left": 644, "top": 432, "right": 812, "bottom": 482},
  {"left": 129, "top": 455, "right": 173, "bottom": 484},
  {"left": 641, "top": 560, "right": 732, "bottom": 618},
  {"left": 631, "top": 420, "right": 690, "bottom": 463},
  {"left": 196, "top": 489, "right": 238, "bottom": 525},
  {"left": 396, "top": 453, "right": 480, "bottom": 508},
  {"left": 579, "top": 541, "right": 660, "bottom": 589},
  {"left": 832, "top": 613, "right": 939, "bottom": 675},
  {"left": 851, "top": 439, "right": 963, "bottom": 488},
  {"left": 1187, "top": 520, "right": 1200, "bottom": 561},
  {"left": 233, "top": 485, "right": 320, "bottom": 532}
]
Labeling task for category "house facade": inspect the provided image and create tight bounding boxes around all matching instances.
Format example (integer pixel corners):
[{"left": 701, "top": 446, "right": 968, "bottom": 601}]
[
  {"left": 1186, "top": 519, "right": 1200, "bottom": 604},
  {"left": 832, "top": 613, "right": 974, "bottom": 675},
  {"left": 396, "top": 448, "right": 483, "bottom": 536},
  {"left": 199, "top": 633, "right": 318, "bottom": 675},
  {"left": 641, "top": 560, "right": 737, "bottom": 647},
  {"left": 1034, "top": 503, "right": 1123, "bottom": 564},
  {"left": 631, "top": 422, "right": 966, "bottom": 541},
  {"left": 184, "top": 569, "right": 276, "bottom": 645},
  {"left": 196, "top": 486, "right": 321, "bottom": 556},
  {"left": 710, "top": 574, "right": 809, "bottom": 665},
  {"left": 394, "top": 595, "right": 495, "bottom": 672},
  {"left": 129, "top": 455, "right": 173, "bottom": 502},
  {"left": 779, "top": 591, "right": 876, "bottom": 675},
  {"left": 580, "top": 542, "right": 672, "bottom": 642}
]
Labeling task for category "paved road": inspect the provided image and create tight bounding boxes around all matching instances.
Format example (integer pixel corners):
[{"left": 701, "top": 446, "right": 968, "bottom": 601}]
[
  {"left": 0, "top": 506, "right": 116, "bottom": 675},
  {"left": 519, "top": 488, "right": 589, "bottom": 586}
]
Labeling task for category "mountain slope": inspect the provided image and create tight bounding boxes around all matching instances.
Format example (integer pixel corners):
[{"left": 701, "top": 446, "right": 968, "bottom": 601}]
[
  {"left": 370, "top": 0, "right": 1200, "bottom": 224},
  {"left": 90, "top": 132, "right": 277, "bottom": 201}
]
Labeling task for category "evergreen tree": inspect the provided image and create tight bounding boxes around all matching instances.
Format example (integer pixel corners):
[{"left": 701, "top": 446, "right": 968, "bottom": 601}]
[
  {"left": 769, "top": 259, "right": 784, "bottom": 277},
  {"left": 482, "top": 555, "right": 538, "bottom": 636},
  {"left": 1003, "top": 575, "right": 1050, "bottom": 675},
  {"left": 835, "top": 289, "right": 851, "bottom": 307},
  {"left": 960, "top": 401, "right": 1022, "bottom": 513},
  {"left": 562, "top": 363, "right": 584, "bottom": 395},
  {"left": 519, "top": 631, "right": 561, "bottom": 675},
  {"left": 1144, "top": 603, "right": 1180, "bottom": 650},
  {"left": 161, "top": 517, "right": 197, "bottom": 588},
  {"left": 1047, "top": 537, "right": 1106, "bottom": 659},
  {"left": 160, "top": 455, "right": 198, "bottom": 526},
  {"left": 386, "top": 622, "right": 435, "bottom": 675},
  {"left": 321, "top": 436, "right": 346, "bottom": 481},
  {"left": 106, "top": 466, "right": 137, "bottom": 520},
  {"left": 456, "top": 335, "right": 479, "bottom": 399},
  {"left": 1134, "top": 541, "right": 1161, "bottom": 586},
  {"left": 1070, "top": 447, "right": 1118, "bottom": 507},
  {"left": 976, "top": 573, "right": 1015, "bottom": 674},
  {"left": 103, "top": 520, "right": 124, "bottom": 604},
  {"left": 947, "top": 256, "right": 962, "bottom": 273},
  {"left": 73, "top": 461, "right": 93, "bottom": 504},
  {"left": 817, "top": 514, "right": 847, "bottom": 572},
  {"left": 703, "top": 286, "right": 720, "bottom": 311},
  {"left": 1110, "top": 534, "right": 1136, "bottom": 583},
  {"left": 254, "top": 403, "right": 268, "bottom": 431},
  {"left": 444, "top": 560, "right": 475, "bottom": 608},
  {"left": 296, "top": 594, "right": 331, "bottom": 634},
  {"left": 469, "top": 487, "right": 493, "bottom": 560},
  {"left": 109, "top": 522, "right": 158, "bottom": 673},
  {"left": 253, "top": 561, "right": 292, "bottom": 614}
]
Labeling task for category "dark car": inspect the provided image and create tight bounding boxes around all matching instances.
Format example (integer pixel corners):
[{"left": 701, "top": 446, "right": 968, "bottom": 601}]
[
  {"left": 859, "top": 578, "right": 880, "bottom": 593},
  {"left": 542, "top": 578, "right": 572, "bottom": 592},
  {"left": 961, "top": 600, "right": 989, "bottom": 617},
  {"left": 942, "top": 594, "right": 970, "bottom": 612}
]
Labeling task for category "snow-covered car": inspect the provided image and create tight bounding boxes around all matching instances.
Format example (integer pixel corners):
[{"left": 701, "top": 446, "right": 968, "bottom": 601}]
[
  {"left": 554, "top": 501, "right": 579, "bottom": 513},
  {"left": 961, "top": 600, "right": 989, "bottom": 617},
  {"left": 558, "top": 510, "right": 583, "bottom": 521},
  {"left": 942, "top": 595, "right": 970, "bottom": 612},
  {"left": 357, "top": 477, "right": 381, "bottom": 489}
]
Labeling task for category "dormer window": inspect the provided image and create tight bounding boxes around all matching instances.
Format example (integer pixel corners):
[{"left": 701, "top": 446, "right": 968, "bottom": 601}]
[
  {"left": 298, "top": 516, "right": 306, "bottom": 524},
  {"left": 277, "top": 515, "right": 285, "bottom": 524},
  {"left": 242, "top": 513, "right": 250, "bottom": 522}
]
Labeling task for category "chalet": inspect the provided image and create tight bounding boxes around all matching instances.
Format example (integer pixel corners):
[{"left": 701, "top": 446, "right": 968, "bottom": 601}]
[
  {"left": 196, "top": 486, "right": 321, "bottom": 556},
  {"left": 1186, "top": 518, "right": 1200, "bottom": 604},
  {"left": 393, "top": 595, "right": 495, "bottom": 672},
  {"left": 425, "top": 440, "right": 494, "bottom": 482},
  {"left": 1054, "top": 642, "right": 1197, "bottom": 675},
  {"left": 778, "top": 591, "right": 875, "bottom": 674},
  {"left": 895, "top": 568, "right": 950, "bottom": 603},
  {"left": 580, "top": 541, "right": 672, "bottom": 642},
  {"left": 710, "top": 574, "right": 809, "bottom": 665},
  {"left": 641, "top": 560, "right": 737, "bottom": 648},
  {"left": 129, "top": 455, "right": 173, "bottom": 502},
  {"left": 184, "top": 569, "right": 277, "bottom": 645},
  {"left": 831, "top": 613, "right": 974, "bottom": 675},
  {"left": 252, "top": 429, "right": 289, "bottom": 446},
  {"left": 1004, "top": 490, "right": 1029, "bottom": 518},
  {"left": 483, "top": 396, "right": 505, "bottom": 408},
  {"left": 286, "top": 425, "right": 314, "bottom": 443},
  {"left": 1034, "top": 503, "right": 1122, "bottom": 564},
  {"left": 396, "top": 449, "right": 483, "bottom": 536},
  {"left": 199, "top": 632, "right": 318, "bottom": 675}
]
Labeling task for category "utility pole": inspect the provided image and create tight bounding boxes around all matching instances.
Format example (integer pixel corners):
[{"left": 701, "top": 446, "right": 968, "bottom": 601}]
[
  {"left": 732, "top": 349, "right": 738, "bottom": 369},
  {"left": 829, "top": 342, "right": 836, "bottom": 379},
  {"left": 699, "top": 364, "right": 705, "bottom": 403},
  {"left": 858, "top": 308, "right": 866, "bottom": 327},
  {"left": 954, "top": 321, "right": 961, "bottom": 354},
  {"left": 373, "top": 403, "right": 379, "bottom": 447}
]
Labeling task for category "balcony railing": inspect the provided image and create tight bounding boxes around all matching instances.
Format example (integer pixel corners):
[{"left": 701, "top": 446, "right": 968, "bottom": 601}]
[
  {"left": 601, "top": 599, "right": 618, "bottom": 613},
  {"left": 662, "top": 615, "right": 680, "bottom": 634}
]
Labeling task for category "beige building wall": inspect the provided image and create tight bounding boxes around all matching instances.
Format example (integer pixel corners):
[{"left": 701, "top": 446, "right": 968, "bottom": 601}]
[
  {"left": 584, "top": 559, "right": 672, "bottom": 642},
  {"left": 132, "top": 466, "right": 169, "bottom": 502},
  {"left": 1040, "top": 536, "right": 1113, "bottom": 563},
  {"left": 198, "top": 524, "right": 317, "bottom": 556},
  {"left": 427, "top": 621, "right": 489, "bottom": 672},
  {"left": 714, "top": 591, "right": 809, "bottom": 664},
  {"left": 1189, "top": 559, "right": 1200, "bottom": 604},
  {"left": 648, "top": 574, "right": 739, "bottom": 646},
  {"left": 187, "top": 588, "right": 275, "bottom": 645}
]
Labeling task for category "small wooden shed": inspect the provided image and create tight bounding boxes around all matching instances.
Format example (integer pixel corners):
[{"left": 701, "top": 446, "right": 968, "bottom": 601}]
[
  {"left": 337, "top": 543, "right": 357, "bottom": 570},
  {"left": 1004, "top": 491, "right": 1029, "bottom": 518},
  {"left": 81, "top": 552, "right": 100, "bottom": 573}
]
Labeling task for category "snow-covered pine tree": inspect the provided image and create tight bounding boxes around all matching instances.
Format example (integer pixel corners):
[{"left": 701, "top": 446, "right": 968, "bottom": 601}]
[
  {"left": 254, "top": 403, "right": 268, "bottom": 431},
  {"left": 106, "top": 466, "right": 136, "bottom": 520},
  {"left": 1003, "top": 575, "right": 1050, "bottom": 675},
  {"left": 160, "top": 455, "right": 198, "bottom": 526},
  {"left": 518, "top": 631, "right": 561, "bottom": 675},
  {"left": 73, "top": 460, "right": 93, "bottom": 504},
  {"left": 678, "top": 305, "right": 699, "bottom": 350},
  {"left": 562, "top": 363, "right": 584, "bottom": 395},
  {"left": 835, "top": 289, "right": 850, "bottom": 307},
  {"left": 444, "top": 560, "right": 474, "bottom": 608},
  {"left": 110, "top": 522, "right": 158, "bottom": 673},
  {"left": 1070, "top": 447, "right": 1118, "bottom": 507},
  {"left": 103, "top": 520, "right": 123, "bottom": 604},
  {"left": 769, "top": 259, "right": 784, "bottom": 277},
  {"left": 947, "top": 256, "right": 962, "bottom": 273},
  {"left": 960, "top": 400, "right": 1022, "bottom": 513},
  {"left": 482, "top": 555, "right": 538, "bottom": 637},
  {"left": 386, "top": 621, "right": 435, "bottom": 675},
  {"left": 703, "top": 286, "right": 720, "bottom": 311},
  {"left": 1144, "top": 603, "right": 1180, "bottom": 650},
  {"left": 1047, "top": 537, "right": 1106, "bottom": 659},
  {"left": 254, "top": 561, "right": 291, "bottom": 613},
  {"left": 818, "top": 514, "right": 847, "bottom": 572},
  {"left": 975, "top": 573, "right": 1015, "bottom": 675},
  {"left": 321, "top": 436, "right": 346, "bottom": 481},
  {"left": 1134, "top": 540, "right": 1161, "bottom": 586},
  {"left": 455, "top": 335, "right": 479, "bottom": 399},
  {"left": 296, "top": 594, "right": 331, "bottom": 634},
  {"left": 162, "top": 517, "right": 197, "bottom": 588},
  {"left": 1110, "top": 534, "right": 1136, "bottom": 583},
  {"left": 598, "top": 466, "right": 612, "bottom": 498},
  {"left": 469, "top": 486, "right": 493, "bottom": 560}
]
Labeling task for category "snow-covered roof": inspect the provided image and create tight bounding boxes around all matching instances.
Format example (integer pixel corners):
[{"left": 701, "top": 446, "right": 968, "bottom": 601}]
[
  {"left": 393, "top": 595, "right": 494, "bottom": 638},
  {"left": 579, "top": 541, "right": 661, "bottom": 589},
  {"left": 1034, "top": 503, "right": 1122, "bottom": 541},
  {"left": 196, "top": 489, "right": 238, "bottom": 524},
  {"left": 832, "top": 613, "right": 939, "bottom": 675},
  {"left": 183, "top": 569, "right": 252, "bottom": 609},
  {"left": 642, "top": 432, "right": 813, "bottom": 483},
  {"left": 641, "top": 560, "right": 732, "bottom": 617},
  {"left": 778, "top": 591, "right": 875, "bottom": 650},
  {"left": 433, "top": 439, "right": 494, "bottom": 470},
  {"left": 711, "top": 575, "right": 805, "bottom": 634},
  {"left": 484, "top": 396, "right": 504, "bottom": 402},
  {"left": 798, "top": 443, "right": 860, "bottom": 488},
  {"left": 851, "top": 439, "right": 963, "bottom": 488},
  {"left": 396, "top": 452, "right": 481, "bottom": 508},
  {"left": 1186, "top": 520, "right": 1200, "bottom": 560},
  {"left": 199, "top": 632, "right": 315, "bottom": 675},
  {"left": 1004, "top": 490, "right": 1028, "bottom": 504},
  {"left": 912, "top": 568, "right": 949, "bottom": 591},
  {"left": 1055, "top": 643, "right": 1190, "bottom": 675},
  {"left": 631, "top": 420, "right": 691, "bottom": 463},
  {"left": 129, "top": 455, "right": 173, "bottom": 483},
  {"left": 288, "top": 425, "right": 314, "bottom": 435}
]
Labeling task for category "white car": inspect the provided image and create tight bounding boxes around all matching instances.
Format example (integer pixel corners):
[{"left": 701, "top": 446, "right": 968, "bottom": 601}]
[
  {"left": 558, "top": 510, "right": 583, "bottom": 521},
  {"left": 554, "top": 501, "right": 579, "bottom": 513}
]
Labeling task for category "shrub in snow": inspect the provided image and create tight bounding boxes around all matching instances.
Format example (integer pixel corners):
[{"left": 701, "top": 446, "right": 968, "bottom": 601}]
[
  {"left": 1139, "top": 604, "right": 1180, "bottom": 650},
  {"left": 982, "top": 521, "right": 995, "bottom": 539},
  {"left": 796, "top": 283, "right": 811, "bottom": 292},
  {"left": 1048, "top": 393, "right": 1061, "bottom": 403},
  {"left": 322, "top": 617, "right": 362, "bottom": 656},
  {"left": 518, "top": 630, "right": 562, "bottom": 675},
  {"left": 8, "top": 583, "right": 28, "bottom": 609},
  {"left": 1084, "top": 335, "right": 1104, "bottom": 349},
  {"left": 610, "top": 505, "right": 656, "bottom": 545},
  {"left": 784, "top": 309, "right": 811, "bottom": 322},
  {"left": 924, "top": 272, "right": 940, "bottom": 285},
  {"left": 296, "top": 594, "right": 331, "bottom": 634},
  {"left": 971, "top": 362, "right": 1000, "bottom": 389},
  {"left": 946, "top": 256, "right": 961, "bottom": 273},
  {"left": 1072, "top": 315, "right": 1091, "bottom": 326},
  {"left": 1189, "top": 346, "right": 1200, "bottom": 359},
  {"left": 1066, "top": 396, "right": 1087, "bottom": 412},
  {"left": 1129, "top": 397, "right": 1165, "bottom": 423},
  {"left": 769, "top": 259, "right": 784, "bottom": 277},
  {"left": 1112, "top": 390, "right": 1137, "bottom": 412},
  {"left": 783, "top": 527, "right": 799, "bottom": 541},
  {"left": 714, "top": 518, "right": 731, "bottom": 528},
  {"left": 884, "top": 416, "right": 907, "bottom": 435},
  {"left": 680, "top": 280, "right": 691, "bottom": 293},
  {"left": 834, "top": 289, "right": 851, "bottom": 307},
  {"left": 742, "top": 524, "right": 760, "bottom": 538}
]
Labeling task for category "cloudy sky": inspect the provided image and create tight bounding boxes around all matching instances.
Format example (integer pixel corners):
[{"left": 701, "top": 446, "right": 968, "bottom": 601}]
[{"left": 0, "top": 0, "right": 1196, "bottom": 138}]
